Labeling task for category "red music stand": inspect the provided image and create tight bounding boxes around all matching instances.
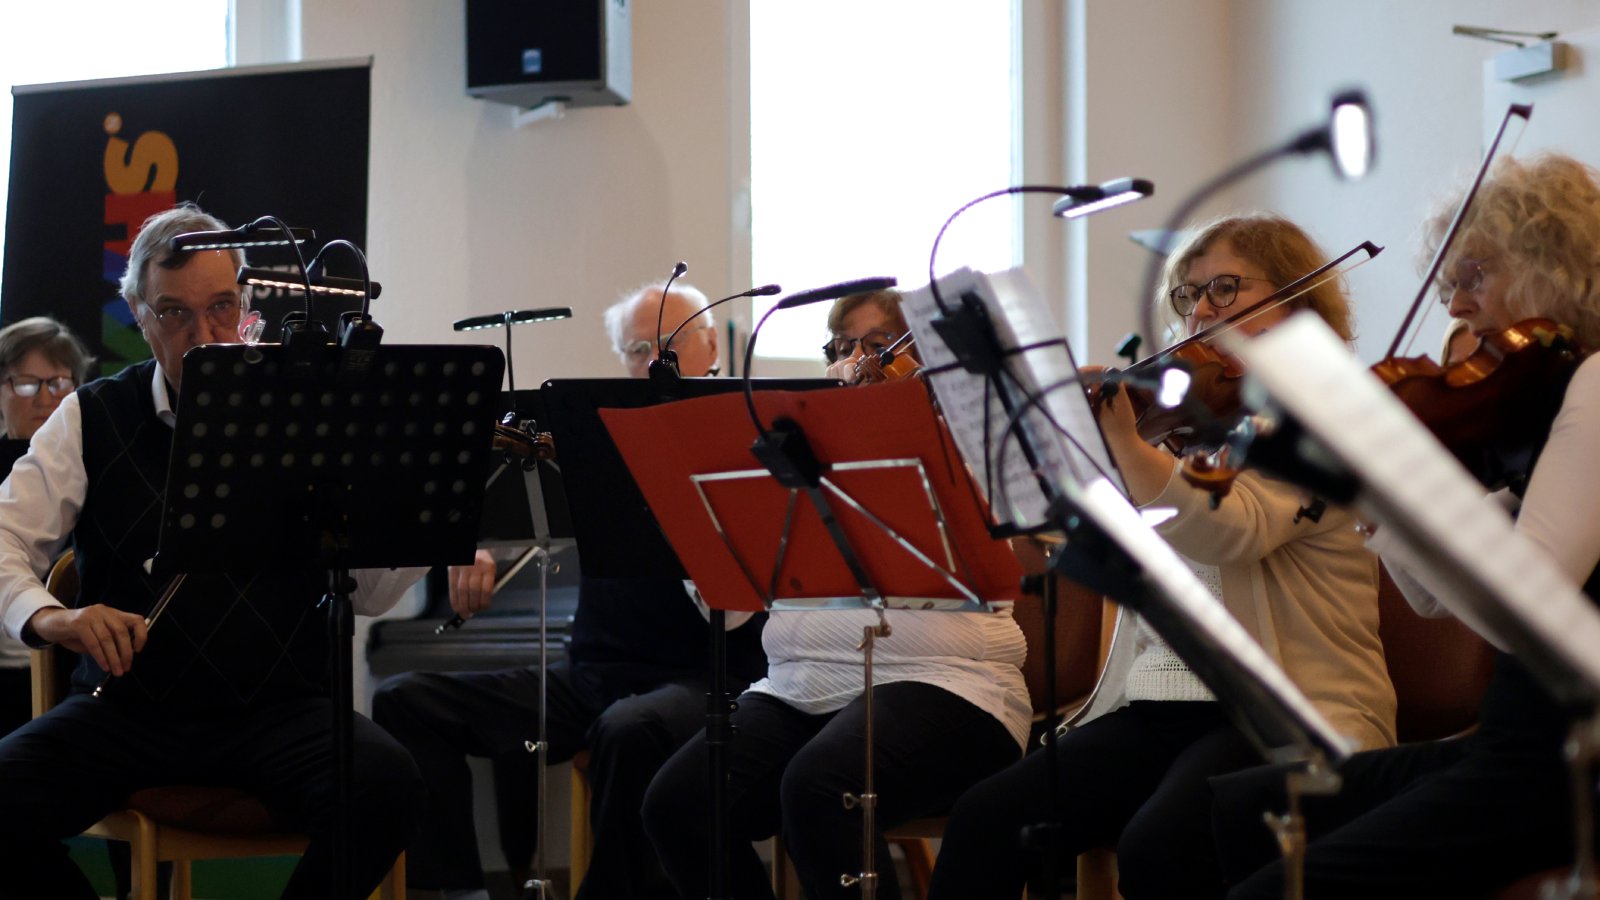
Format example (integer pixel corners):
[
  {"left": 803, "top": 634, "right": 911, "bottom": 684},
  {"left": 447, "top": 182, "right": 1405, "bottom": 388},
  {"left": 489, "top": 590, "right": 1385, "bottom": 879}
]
[{"left": 602, "top": 378, "right": 1021, "bottom": 898}]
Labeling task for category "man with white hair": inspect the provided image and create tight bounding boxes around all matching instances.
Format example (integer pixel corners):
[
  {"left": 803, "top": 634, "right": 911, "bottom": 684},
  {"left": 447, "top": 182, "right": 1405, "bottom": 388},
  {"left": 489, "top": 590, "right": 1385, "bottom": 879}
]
[
  {"left": 603, "top": 281, "right": 720, "bottom": 378},
  {"left": 375, "top": 282, "right": 763, "bottom": 900}
]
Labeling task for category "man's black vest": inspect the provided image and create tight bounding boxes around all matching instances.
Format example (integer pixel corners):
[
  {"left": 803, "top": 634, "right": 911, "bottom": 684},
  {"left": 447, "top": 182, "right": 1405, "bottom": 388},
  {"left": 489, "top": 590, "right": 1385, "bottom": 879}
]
[{"left": 70, "top": 361, "right": 329, "bottom": 714}]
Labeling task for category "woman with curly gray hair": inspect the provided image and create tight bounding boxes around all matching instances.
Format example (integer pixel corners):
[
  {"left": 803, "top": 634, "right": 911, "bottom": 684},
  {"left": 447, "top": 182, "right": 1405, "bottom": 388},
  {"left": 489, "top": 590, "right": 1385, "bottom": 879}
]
[{"left": 1215, "top": 153, "right": 1600, "bottom": 898}]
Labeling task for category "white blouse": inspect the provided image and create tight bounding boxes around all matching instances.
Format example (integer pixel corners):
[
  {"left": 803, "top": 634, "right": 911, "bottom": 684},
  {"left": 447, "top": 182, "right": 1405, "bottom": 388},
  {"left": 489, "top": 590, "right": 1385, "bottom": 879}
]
[{"left": 745, "top": 604, "right": 1032, "bottom": 749}]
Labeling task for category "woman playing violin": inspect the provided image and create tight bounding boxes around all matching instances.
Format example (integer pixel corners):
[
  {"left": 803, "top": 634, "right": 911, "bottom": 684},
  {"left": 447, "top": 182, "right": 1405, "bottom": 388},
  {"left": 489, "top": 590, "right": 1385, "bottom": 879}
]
[
  {"left": 822, "top": 287, "right": 917, "bottom": 384},
  {"left": 927, "top": 213, "right": 1395, "bottom": 900},
  {"left": 1216, "top": 154, "right": 1600, "bottom": 899},
  {"left": 641, "top": 284, "right": 1026, "bottom": 900}
]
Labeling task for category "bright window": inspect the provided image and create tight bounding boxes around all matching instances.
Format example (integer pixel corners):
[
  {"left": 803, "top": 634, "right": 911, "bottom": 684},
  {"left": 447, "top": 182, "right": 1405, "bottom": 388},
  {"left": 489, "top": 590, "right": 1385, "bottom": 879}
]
[
  {"left": 0, "top": 1, "right": 231, "bottom": 295},
  {"left": 749, "top": 2, "right": 1020, "bottom": 360}
]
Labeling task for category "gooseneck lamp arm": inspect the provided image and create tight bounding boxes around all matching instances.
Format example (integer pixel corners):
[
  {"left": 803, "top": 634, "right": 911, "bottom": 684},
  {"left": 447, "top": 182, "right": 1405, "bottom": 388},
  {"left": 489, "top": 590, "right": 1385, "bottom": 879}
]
[{"left": 1135, "top": 90, "right": 1373, "bottom": 355}]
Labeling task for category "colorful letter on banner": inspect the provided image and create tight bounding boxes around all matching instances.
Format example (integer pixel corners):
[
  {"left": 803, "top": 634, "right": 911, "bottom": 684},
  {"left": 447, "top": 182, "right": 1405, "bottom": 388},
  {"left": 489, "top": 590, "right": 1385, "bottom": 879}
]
[{"left": 1, "top": 60, "right": 371, "bottom": 375}]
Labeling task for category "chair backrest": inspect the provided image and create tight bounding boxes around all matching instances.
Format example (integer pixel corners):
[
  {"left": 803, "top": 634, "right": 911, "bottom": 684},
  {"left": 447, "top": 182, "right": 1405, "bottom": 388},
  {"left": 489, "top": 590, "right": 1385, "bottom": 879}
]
[
  {"left": 29, "top": 549, "right": 79, "bottom": 718},
  {"left": 1376, "top": 562, "right": 1496, "bottom": 742},
  {"left": 1012, "top": 574, "right": 1105, "bottom": 720}
]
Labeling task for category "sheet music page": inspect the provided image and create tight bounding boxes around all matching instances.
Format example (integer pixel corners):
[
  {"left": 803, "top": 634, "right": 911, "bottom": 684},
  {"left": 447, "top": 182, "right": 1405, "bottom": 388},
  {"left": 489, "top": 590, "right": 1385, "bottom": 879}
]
[
  {"left": 901, "top": 267, "right": 1125, "bottom": 530},
  {"left": 1229, "top": 314, "right": 1600, "bottom": 697}
]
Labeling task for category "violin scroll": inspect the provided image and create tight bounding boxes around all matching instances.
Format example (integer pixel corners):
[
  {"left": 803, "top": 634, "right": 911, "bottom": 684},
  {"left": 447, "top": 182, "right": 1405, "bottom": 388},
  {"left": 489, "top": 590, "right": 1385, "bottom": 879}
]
[
  {"left": 493, "top": 422, "right": 555, "bottom": 466},
  {"left": 852, "top": 333, "right": 922, "bottom": 385}
]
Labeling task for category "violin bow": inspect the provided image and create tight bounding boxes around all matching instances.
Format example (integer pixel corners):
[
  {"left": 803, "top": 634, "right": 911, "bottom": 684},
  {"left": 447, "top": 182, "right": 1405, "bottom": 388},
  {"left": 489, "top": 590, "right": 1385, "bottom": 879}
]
[
  {"left": 1129, "top": 239, "right": 1383, "bottom": 378},
  {"left": 1387, "top": 103, "right": 1533, "bottom": 360}
]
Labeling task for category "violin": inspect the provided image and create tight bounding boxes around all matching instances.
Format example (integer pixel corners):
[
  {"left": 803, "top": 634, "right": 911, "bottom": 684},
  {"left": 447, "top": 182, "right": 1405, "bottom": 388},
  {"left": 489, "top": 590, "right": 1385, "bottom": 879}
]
[
  {"left": 493, "top": 420, "right": 555, "bottom": 465},
  {"left": 1375, "top": 319, "right": 1586, "bottom": 490},
  {"left": 1106, "top": 240, "right": 1382, "bottom": 456},
  {"left": 853, "top": 332, "right": 922, "bottom": 384},
  {"left": 1367, "top": 103, "right": 1588, "bottom": 491}
]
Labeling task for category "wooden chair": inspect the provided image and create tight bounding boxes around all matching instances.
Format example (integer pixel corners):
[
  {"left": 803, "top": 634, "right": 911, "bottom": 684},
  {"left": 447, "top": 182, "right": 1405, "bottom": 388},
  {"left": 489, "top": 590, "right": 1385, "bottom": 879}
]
[
  {"left": 31, "top": 550, "right": 405, "bottom": 900},
  {"left": 1373, "top": 562, "right": 1496, "bottom": 743}
]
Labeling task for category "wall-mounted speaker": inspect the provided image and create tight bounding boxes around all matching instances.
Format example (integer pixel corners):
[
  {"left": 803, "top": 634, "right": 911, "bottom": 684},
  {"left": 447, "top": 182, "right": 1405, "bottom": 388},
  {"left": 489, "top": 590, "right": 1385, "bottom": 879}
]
[{"left": 465, "top": 0, "right": 631, "bottom": 110}]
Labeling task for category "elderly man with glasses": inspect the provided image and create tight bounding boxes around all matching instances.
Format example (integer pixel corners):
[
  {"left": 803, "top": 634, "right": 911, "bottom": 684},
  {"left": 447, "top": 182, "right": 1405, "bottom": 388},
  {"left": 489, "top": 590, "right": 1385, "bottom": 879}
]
[
  {"left": 604, "top": 281, "right": 721, "bottom": 378},
  {"left": 373, "top": 281, "right": 765, "bottom": 900},
  {"left": 0, "top": 203, "right": 430, "bottom": 900}
]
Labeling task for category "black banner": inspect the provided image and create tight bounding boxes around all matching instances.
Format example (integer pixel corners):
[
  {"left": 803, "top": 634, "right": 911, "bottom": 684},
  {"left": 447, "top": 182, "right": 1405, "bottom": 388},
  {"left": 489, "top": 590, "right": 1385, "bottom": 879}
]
[{"left": 2, "top": 60, "right": 371, "bottom": 375}]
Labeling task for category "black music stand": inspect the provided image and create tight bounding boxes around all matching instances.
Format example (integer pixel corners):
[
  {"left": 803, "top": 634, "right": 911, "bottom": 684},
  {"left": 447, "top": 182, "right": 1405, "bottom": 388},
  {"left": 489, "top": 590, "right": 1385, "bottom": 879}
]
[
  {"left": 541, "top": 375, "right": 838, "bottom": 899},
  {"left": 153, "top": 341, "right": 503, "bottom": 897},
  {"left": 540, "top": 377, "right": 840, "bottom": 579}
]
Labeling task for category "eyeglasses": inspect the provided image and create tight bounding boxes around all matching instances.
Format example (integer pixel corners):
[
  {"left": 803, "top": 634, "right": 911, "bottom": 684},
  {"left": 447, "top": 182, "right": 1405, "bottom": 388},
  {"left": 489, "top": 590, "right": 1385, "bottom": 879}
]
[
  {"left": 623, "top": 323, "right": 712, "bottom": 359},
  {"left": 1168, "top": 274, "right": 1276, "bottom": 318},
  {"left": 1436, "top": 259, "right": 1489, "bottom": 307},
  {"left": 823, "top": 329, "right": 898, "bottom": 364},
  {"left": 142, "top": 297, "right": 243, "bottom": 334},
  {"left": 5, "top": 376, "right": 75, "bottom": 398}
]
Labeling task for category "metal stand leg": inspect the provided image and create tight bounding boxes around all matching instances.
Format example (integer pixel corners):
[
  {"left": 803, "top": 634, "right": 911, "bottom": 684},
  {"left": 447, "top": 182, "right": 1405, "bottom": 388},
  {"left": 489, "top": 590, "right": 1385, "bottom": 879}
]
[
  {"left": 841, "top": 610, "right": 892, "bottom": 898},
  {"left": 1262, "top": 756, "right": 1339, "bottom": 900},
  {"left": 704, "top": 606, "right": 736, "bottom": 900},
  {"left": 519, "top": 547, "right": 560, "bottom": 900},
  {"left": 325, "top": 567, "right": 359, "bottom": 899},
  {"left": 1546, "top": 715, "right": 1600, "bottom": 900}
]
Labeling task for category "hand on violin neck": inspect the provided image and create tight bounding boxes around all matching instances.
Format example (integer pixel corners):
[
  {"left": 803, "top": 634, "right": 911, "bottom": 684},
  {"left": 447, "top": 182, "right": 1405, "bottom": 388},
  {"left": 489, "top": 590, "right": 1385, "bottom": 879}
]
[{"left": 1082, "top": 366, "right": 1171, "bottom": 505}]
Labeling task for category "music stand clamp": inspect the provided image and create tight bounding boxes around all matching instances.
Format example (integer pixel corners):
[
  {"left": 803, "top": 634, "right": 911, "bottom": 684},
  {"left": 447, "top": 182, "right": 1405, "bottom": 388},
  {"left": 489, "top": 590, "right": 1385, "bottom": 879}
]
[{"left": 155, "top": 342, "right": 503, "bottom": 896}]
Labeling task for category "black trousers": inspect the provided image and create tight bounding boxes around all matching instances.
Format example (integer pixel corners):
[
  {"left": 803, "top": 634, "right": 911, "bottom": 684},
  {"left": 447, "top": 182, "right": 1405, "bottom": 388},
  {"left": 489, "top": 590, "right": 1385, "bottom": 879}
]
[
  {"left": 372, "top": 658, "right": 708, "bottom": 899},
  {"left": 643, "top": 682, "right": 1019, "bottom": 900},
  {"left": 1213, "top": 732, "right": 1574, "bottom": 899},
  {"left": 927, "top": 701, "right": 1258, "bottom": 900},
  {"left": 0, "top": 693, "right": 422, "bottom": 900}
]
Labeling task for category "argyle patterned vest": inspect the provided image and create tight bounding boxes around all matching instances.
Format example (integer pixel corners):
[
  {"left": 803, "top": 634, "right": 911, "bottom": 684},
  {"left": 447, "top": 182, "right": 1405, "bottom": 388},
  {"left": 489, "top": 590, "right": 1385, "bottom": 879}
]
[{"left": 70, "top": 361, "right": 331, "bottom": 714}]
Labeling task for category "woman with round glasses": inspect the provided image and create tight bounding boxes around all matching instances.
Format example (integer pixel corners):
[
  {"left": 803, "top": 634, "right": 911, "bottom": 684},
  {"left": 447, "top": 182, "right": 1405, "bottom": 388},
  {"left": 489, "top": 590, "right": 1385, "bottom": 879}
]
[
  {"left": 822, "top": 287, "right": 916, "bottom": 384},
  {"left": 927, "top": 213, "right": 1393, "bottom": 900},
  {"left": 0, "top": 316, "right": 93, "bottom": 736},
  {"left": 1215, "top": 153, "right": 1600, "bottom": 899}
]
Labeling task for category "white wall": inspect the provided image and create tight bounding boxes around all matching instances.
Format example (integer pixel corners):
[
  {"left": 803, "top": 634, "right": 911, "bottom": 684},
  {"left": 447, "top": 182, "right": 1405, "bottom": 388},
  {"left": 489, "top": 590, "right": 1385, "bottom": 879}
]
[
  {"left": 256, "top": 1, "right": 1600, "bottom": 375},
  {"left": 295, "top": 0, "right": 744, "bottom": 385},
  {"left": 1065, "top": 0, "right": 1238, "bottom": 365},
  {"left": 1227, "top": 0, "right": 1600, "bottom": 361}
]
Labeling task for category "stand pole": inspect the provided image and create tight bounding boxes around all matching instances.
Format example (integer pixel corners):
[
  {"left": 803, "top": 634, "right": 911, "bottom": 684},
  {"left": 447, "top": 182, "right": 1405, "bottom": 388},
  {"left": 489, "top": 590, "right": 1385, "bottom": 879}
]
[
  {"left": 708, "top": 608, "right": 732, "bottom": 900},
  {"left": 327, "top": 567, "right": 357, "bottom": 898},
  {"left": 1261, "top": 756, "right": 1339, "bottom": 900},
  {"left": 1022, "top": 565, "right": 1064, "bottom": 900},
  {"left": 521, "top": 547, "right": 557, "bottom": 900},
  {"left": 1551, "top": 714, "right": 1600, "bottom": 900},
  {"left": 842, "top": 611, "right": 892, "bottom": 897}
]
